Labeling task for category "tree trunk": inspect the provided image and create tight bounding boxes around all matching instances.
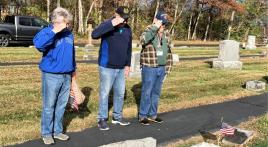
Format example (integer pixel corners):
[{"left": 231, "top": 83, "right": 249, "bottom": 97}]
[
  {"left": 171, "top": 0, "right": 179, "bottom": 38},
  {"left": 227, "top": 11, "right": 235, "bottom": 40},
  {"left": 73, "top": 0, "right": 78, "bottom": 33},
  {"left": 57, "top": 0, "right": 60, "bottom": 7},
  {"left": 243, "top": 28, "right": 250, "bottom": 42},
  {"left": 169, "top": 0, "right": 187, "bottom": 33},
  {"left": 78, "top": 0, "right": 84, "bottom": 34},
  {"left": 98, "top": 0, "right": 103, "bottom": 24},
  {"left": 191, "top": 11, "right": 201, "bottom": 40},
  {"left": 135, "top": 5, "right": 139, "bottom": 32},
  {"left": 85, "top": 0, "right": 96, "bottom": 29},
  {"left": 131, "top": 0, "right": 136, "bottom": 31},
  {"left": 153, "top": 0, "right": 160, "bottom": 20},
  {"left": 187, "top": 12, "right": 193, "bottom": 40},
  {"left": 47, "top": 0, "right": 50, "bottom": 21},
  {"left": 203, "top": 15, "right": 211, "bottom": 42}
]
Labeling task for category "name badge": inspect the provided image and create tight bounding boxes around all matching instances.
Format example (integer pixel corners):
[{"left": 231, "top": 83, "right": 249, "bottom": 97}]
[{"left": 157, "top": 51, "right": 163, "bottom": 56}]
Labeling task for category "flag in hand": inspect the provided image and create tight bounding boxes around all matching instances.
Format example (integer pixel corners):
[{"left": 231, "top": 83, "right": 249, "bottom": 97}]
[{"left": 220, "top": 122, "right": 236, "bottom": 136}]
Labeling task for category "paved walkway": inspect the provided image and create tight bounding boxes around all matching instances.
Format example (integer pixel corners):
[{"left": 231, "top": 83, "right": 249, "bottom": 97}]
[{"left": 9, "top": 93, "right": 267, "bottom": 147}]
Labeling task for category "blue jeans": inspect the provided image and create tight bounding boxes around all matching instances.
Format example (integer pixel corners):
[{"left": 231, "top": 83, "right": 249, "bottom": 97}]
[
  {"left": 139, "top": 66, "right": 166, "bottom": 119},
  {"left": 41, "top": 72, "right": 71, "bottom": 137},
  {"left": 98, "top": 66, "right": 125, "bottom": 121}
]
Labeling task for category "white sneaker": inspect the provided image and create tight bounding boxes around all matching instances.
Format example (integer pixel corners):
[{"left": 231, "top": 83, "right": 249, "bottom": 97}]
[
  {"left": 53, "top": 133, "right": 69, "bottom": 141},
  {"left": 42, "top": 136, "right": 55, "bottom": 145},
  {"left": 112, "top": 119, "right": 130, "bottom": 126}
]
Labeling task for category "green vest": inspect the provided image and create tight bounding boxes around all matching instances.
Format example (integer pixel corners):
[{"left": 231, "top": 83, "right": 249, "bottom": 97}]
[{"left": 152, "top": 33, "right": 168, "bottom": 66}]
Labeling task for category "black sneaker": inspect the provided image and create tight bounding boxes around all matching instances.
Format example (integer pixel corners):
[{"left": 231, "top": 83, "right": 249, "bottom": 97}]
[
  {"left": 139, "top": 118, "right": 150, "bottom": 125},
  {"left": 112, "top": 118, "right": 130, "bottom": 126},
  {"left": 148, "top": 117, "right": 163, "bottom": 123},
  {"left": 98, "top": 119, "right": 110, "bottom": 131}
]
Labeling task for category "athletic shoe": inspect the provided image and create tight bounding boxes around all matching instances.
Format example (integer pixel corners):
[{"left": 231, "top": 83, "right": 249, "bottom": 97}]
[{"left": 98, "top": 119, "right": 110, "bottom": 131}]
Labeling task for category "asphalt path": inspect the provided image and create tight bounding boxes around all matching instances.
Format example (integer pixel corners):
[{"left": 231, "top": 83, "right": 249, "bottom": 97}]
[{"left": 8, "top": 93, "right": 267, "bottom": 147}]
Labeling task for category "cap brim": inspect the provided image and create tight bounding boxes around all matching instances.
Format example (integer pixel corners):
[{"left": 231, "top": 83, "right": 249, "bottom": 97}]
[{"left": 121, "top": 14, "right": 129, "bottom": 20}]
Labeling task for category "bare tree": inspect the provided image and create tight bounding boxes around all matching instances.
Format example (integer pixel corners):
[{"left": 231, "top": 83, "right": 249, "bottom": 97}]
[
  {"left": 78, "top": 0, "right": 84, "bottom": 34},
  {"left": 57, "top": 0, "right": 60, "bottom": 7},
  {"left": 47, "top": 0, "right": 50, "bottom": 21},
  {"left": 187, "top": 12, "right": 193, "bottom": 40},
  {"left": 85, "top": 0, "right": 96, "bottom": 29},
  {"left": 191, "top": 11, "right": 201, "bottom": 40},
  {"left": 98, "top": 0, "right": 103, "bottom": 24},
  {"left": 154, "top": 0, "right": 160, "bottom": 19},
  {"left": 203, "top": 14, "right": 211, "bottom": 41},
  {"left": 227, "top": 10, "right": 235, "bottom": 40},
  {"left": 171, "top": 0, "right": 179, "bottom": 38}
]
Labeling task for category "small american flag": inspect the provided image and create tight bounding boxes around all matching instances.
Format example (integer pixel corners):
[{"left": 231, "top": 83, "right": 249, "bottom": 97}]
[{"left": 220, "top": 122, "right": 235, "bottom": 135}]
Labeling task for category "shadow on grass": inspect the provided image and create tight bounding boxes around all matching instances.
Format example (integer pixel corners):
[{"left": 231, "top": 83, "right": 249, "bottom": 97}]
[
  {"left": 204, "top": 61, "right": 213, "bottom": 68},
  {"left": 131, "top": 82, "right": 142, "bottom": 118},
  {"left": 63, "top": 86, "right": 93, "bottom": 132},
  {"left": 263, "top": 76, "right": 268, "bottom": 83}
]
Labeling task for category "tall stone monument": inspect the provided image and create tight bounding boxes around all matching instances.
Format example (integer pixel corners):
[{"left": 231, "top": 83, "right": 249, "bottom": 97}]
[
  {"left": 84, "top": 19, "right": 95, "bottom": 60},
  {"left": 213, "top": 40, "right": 242, "bottom": 70}
]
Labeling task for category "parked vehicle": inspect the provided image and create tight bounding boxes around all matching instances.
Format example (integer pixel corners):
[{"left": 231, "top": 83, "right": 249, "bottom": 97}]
[{"left": 0, "top": 15, "right": 49, "bottom": 47}]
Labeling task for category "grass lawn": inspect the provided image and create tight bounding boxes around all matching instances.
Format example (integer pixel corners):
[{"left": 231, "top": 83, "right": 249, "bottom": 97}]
[
  {"left": 0, "top": 47, "right": 266, "bottom": 62},
  {"left": 0, "top": 47, "right": 267, "bottom": 146}
]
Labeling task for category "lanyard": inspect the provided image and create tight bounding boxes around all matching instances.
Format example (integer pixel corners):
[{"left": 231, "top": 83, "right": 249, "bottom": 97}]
[{"left": 157, "top": 33, "right": 162, "bottom": 49}]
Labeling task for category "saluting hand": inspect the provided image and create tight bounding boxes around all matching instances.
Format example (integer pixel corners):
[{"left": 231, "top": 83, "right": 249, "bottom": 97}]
[
  {"left": 153, "top": 18, "right": 162, "bottom": 28},
  {"left": 53, "top": 22, "right": 67, "bottom": 33},
  {"left": 111, "top": 17, "right": 125, "bottom": 26}
]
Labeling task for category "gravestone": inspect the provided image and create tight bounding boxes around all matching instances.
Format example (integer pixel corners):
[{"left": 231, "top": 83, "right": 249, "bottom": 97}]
[
  {"left": 172, "top": 54, "right": 179, "bottom": 63},
  {"left": 222, "top": 128, "right": 254, "bottom": 146},
  {"left": 191, "top": 142, "right": 219, "bottom": 147},
  {"left": 213, "top": 40, "right": 242, "bottom": 70},
  {"left": 245, "top": 35, "right": 257, "bottom": 49},
  {"left": 129, "top": 51, "right": 141, "bottom": 78},
  {"left": 100, "top": 137, "right": 156, "bottom": 147},
  {"left": 246, "top": 80, "right": 266, "bottom": 91},
  {"left": 261, "top": 51, "right": 268, "bottom": 57},
  {"left": 83, "top": 22, "right": 96, "bottom": 60}
]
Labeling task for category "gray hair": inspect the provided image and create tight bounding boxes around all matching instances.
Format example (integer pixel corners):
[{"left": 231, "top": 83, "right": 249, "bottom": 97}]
[{"left": 50, "top": 7, "right": 73, "bottom": 23}]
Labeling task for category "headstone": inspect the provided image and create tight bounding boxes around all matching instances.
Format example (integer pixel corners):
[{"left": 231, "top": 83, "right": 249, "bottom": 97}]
[
  {"left": 212, "top": 40, "right": 243, "bottom": 70},
  {"left": 129, "top": 51, "right": 141, "bottom": 78},
  {"left": 245, "top": 35, "right": 257, "bottom": 49},
  {"left": 100, "top": 137, "right": 156, "bottom": 147},
  {"left": 83, "top": 44, "right": 97, "bottom": 60},
  {"left": 177, "top": 46, "right": 189, "bottom": 49},
  {"left": 261, "top": 51, "right": 268, "bottom": 57},
  {"left": 172, "top": 54, "right": 179, "bottom": 63},
  {"left": 222, "top": 128, "right": 254, "bottom": 146},
  {"left": 191, "top": 142, "right": 220, "bottom": 147},
  {"left": 246, "top": 80, "right": 266, "bottom": 91}
]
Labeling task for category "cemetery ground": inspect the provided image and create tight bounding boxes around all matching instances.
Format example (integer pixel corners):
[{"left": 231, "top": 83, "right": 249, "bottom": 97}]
[{"left": 0, "top": 47, "right": 267, "bottom": 146}]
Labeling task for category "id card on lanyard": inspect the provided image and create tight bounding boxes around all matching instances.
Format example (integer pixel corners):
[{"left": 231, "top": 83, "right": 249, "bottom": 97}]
[{"left": 157, "top": 50, "right": 163, "bottom": 56}]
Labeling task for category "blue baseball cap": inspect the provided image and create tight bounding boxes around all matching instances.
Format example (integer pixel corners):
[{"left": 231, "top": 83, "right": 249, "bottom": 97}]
[
  {"left": 155, "top": 11, "right": 168, "bottom": 25},
  {"left": 116, "top": 6, "right": 130, "bottom": 20}
]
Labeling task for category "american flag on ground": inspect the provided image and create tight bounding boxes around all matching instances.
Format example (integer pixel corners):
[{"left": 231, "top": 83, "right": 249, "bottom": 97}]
[
  {"left": 220, "top": 122, "right": 236, "bottom": 136},
  {"left": 69, "top": 95, "right": 79, "bottom": 111}
]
